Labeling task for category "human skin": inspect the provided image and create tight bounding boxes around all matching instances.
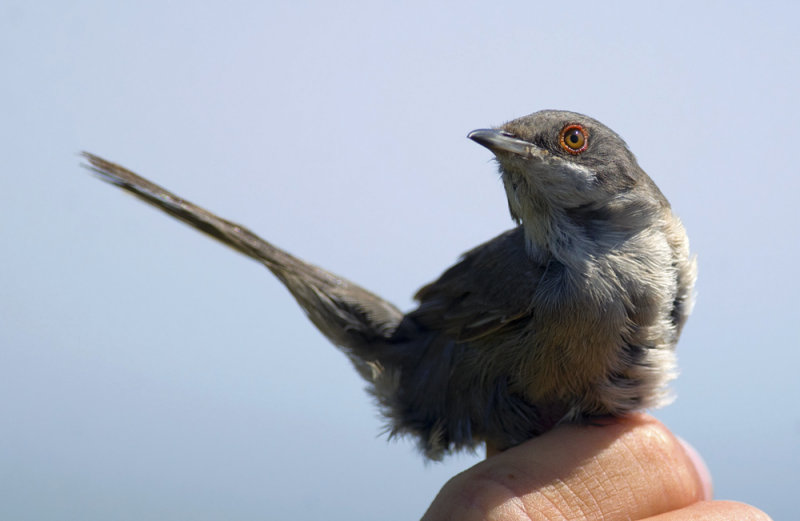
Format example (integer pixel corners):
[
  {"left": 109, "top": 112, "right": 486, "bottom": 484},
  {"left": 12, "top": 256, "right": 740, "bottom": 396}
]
[{"left": 422, "top": 414, "right": 772, "bottom": 520}]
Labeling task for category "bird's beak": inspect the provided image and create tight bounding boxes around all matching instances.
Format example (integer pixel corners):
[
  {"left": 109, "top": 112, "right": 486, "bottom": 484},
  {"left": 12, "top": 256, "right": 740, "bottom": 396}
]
[{"left": 468, "top": 129, "right": 536, "bottom": 157}]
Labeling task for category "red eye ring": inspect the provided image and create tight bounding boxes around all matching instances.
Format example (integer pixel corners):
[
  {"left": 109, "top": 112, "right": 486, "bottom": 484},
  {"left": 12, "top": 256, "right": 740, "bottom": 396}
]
[{"left": 559, "top": 124, "right": 589, "bottom": 154}]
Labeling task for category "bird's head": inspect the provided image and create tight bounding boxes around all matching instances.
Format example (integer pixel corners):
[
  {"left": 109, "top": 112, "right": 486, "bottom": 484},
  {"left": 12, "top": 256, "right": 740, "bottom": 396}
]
[{"left": 469, "top": 110, "right": 669, "bottom": 255}]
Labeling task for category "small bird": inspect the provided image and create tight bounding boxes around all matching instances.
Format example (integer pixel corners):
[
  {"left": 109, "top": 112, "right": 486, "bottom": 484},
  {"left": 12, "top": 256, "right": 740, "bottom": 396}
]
[{"left": 83, "top": 110, "right": 696, "bottom": 459}]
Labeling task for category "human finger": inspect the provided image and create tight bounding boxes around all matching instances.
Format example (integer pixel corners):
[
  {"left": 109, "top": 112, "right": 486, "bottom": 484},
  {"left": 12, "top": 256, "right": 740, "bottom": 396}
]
[
  {"left": 640, "top": 500, "right": 772, "bottom": 520},
  {"left": 422, "top": 414, "right": 707, "bottom": 521}
]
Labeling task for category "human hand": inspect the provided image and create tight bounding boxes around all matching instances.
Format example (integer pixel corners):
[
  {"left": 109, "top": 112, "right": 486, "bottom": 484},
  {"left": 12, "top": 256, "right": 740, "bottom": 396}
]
[{"left": 422, "top": 414, "right": 771, "bottom": 520}]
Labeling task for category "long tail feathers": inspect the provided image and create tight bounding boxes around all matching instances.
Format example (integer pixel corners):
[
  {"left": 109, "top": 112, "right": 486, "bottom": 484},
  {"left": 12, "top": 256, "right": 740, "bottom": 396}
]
[{"left": 82, "top": 152, "right": 404, "bottom": 366}]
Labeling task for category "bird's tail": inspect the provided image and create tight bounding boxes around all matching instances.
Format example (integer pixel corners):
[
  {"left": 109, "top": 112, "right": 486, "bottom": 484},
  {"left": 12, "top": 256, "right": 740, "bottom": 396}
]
[{"left": 82, "top": 152, "right": 404, "bottom": 377}]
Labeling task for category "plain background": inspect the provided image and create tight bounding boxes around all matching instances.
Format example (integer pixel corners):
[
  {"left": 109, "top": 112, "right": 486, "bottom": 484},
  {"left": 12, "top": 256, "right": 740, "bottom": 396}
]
[{"left": 2, "top": 1, "right": 798, "bottom": 519}]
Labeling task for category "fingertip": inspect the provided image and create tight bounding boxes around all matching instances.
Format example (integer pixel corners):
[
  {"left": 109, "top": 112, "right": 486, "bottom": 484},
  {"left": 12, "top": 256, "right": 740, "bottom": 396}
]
[{"left": 677, "top": 437, "right": 714, "bottom": 501}]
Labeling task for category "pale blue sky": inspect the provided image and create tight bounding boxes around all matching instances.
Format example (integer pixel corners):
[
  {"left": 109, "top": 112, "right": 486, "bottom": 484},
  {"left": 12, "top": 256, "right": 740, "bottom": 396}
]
[{"left": 2, "top": 1, "right": 798, "bottom": 519}]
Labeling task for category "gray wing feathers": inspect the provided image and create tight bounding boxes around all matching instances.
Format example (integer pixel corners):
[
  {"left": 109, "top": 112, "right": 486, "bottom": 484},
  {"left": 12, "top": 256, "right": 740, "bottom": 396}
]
[{"left": 411, "top": 228, "right": 543, "bottom": 342}]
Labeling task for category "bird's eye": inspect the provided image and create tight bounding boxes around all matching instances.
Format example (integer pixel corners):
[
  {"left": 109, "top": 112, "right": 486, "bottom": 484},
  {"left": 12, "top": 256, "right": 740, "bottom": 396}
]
[{"left": 559, "top": 124, "right": 588, "bottom": 154}]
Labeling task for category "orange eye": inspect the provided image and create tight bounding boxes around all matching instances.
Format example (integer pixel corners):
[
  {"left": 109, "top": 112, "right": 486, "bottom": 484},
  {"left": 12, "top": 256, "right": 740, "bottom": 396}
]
[{"left": 559, "top": 124, "right": 588, "bottom": 154}]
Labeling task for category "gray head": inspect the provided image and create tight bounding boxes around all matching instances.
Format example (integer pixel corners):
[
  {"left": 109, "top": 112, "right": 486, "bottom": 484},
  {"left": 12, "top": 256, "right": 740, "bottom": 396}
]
[{"left": 469, "top": 110, "right": 670, "bottom": 255}]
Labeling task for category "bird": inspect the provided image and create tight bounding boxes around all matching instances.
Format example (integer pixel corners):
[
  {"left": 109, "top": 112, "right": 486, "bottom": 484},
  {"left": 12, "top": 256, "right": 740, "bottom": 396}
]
[{"left": 83, "top": 109, "right": 696, "bottom": 460}]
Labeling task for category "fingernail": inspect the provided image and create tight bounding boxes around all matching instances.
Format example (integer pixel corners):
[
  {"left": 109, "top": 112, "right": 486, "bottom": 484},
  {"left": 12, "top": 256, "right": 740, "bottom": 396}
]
[{"left": 677, "top": 437, "right": 713, "bottom": 500}]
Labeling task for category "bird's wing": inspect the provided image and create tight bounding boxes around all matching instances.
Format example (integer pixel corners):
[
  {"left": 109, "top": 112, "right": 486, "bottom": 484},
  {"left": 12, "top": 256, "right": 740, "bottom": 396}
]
[{"left": 409, "top": 227, "right": 544, "bottom": 342}]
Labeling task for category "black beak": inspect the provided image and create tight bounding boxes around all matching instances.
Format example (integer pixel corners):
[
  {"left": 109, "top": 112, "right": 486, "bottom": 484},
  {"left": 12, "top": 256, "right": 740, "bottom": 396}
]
[{"left": 468, "top": 129, "right": 535, "bottom": 156}]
